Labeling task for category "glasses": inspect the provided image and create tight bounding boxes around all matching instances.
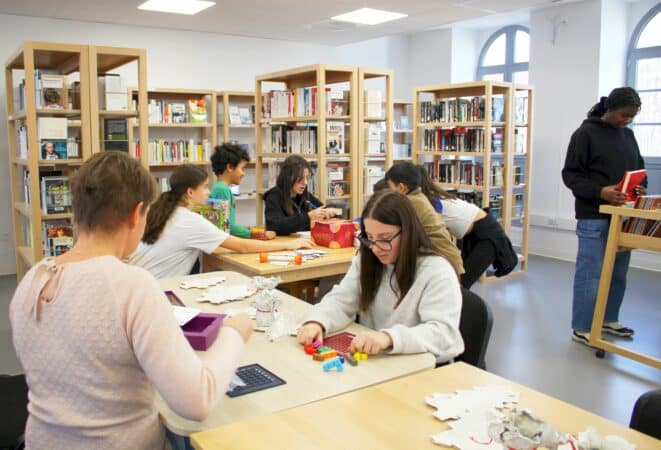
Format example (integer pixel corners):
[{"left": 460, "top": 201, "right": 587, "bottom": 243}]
[{"left": 358, "top": 230, "right": 401, "bottom": 251}]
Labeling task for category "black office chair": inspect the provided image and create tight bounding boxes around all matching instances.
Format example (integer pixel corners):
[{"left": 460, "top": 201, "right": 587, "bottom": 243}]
[
  {"left": 452, "top": 288, "right": 493, "bottom": 370},
  {"left": 0, "top": 374, "right": 28, "bottom": 450},
  {"left": 629, "top": 389, "right": 661, "bottom": 439}
]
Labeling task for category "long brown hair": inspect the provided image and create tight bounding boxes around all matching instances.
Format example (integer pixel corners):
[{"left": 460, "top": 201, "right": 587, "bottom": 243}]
[
  {"left": 70, "top": 152, "right": 157, "bottom": 233},
  {"left": 142, "top": 164, "right": 208, "bottom": 244},
  {"left": 418, "top": 165, "right": 455, "bottom": 206},
  {"left": 358, "top": 190, "right": 439, "bottom": 312},
  {"left": 277, "top": 155, "right": 313, "bottom": 215}
]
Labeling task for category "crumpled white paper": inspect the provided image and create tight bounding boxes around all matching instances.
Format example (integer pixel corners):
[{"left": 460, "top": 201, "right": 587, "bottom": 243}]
[
  {"left": 197, "top": 285, "right": 256, "bottom": 304},
  {"left": 180, "top": 276, "right": 226, "bottom": 289}
]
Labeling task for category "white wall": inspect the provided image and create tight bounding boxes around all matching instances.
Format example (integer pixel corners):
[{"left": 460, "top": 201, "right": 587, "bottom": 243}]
[
  {"left": 407, "top": 29, "right": 453, "bottom": 91},
  {"left": 450, "top": 27, "right": 480, "bottom": 83},
  {"left": 599, "top": 0, "right": 628, "bottom": 94}
]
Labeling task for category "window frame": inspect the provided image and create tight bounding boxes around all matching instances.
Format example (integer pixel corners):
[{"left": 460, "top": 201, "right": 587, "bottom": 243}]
[
  {"left": 476, "top": 25, "right": 530, "bottom": 82},
  {"left": 626, "top": 3, "right": 661, "bottom": 161}
]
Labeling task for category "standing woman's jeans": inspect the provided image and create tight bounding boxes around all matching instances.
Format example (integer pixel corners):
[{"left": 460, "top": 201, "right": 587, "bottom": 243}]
[{"left": 572, "top": 218, "right": 631, "bottom": 332}]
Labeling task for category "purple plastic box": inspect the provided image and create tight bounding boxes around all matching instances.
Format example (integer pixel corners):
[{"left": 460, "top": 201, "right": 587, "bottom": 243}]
[{"left": 182, "top": 313, "right": 225, "bottom": 351}]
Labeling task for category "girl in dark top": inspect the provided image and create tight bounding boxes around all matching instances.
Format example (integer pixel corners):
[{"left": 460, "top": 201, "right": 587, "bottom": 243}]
[
  {"left": 562, "top": 87, "right": 646, "bottom": 346},
  {"left": 263, "top": 155, "right": 337, "bottom": 235}
]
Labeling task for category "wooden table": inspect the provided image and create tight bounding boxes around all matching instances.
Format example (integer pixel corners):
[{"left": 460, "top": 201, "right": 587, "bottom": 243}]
[
  {"left": 190, "top": 362, "right": 659, "bottom": 450},
  {"left": 157, "top": 272, "right": 435, "bottom": 436},
  {"left": 201, "top": 236, "right": 357, "bottom": 284},
  {"left": 590, "top": 205, "right": 661, "bottom": 369}
]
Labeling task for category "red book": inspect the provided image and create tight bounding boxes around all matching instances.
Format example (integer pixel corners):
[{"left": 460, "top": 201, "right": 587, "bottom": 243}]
[{"left": 615, "top": 169, "right": 646, "bottom": 201}]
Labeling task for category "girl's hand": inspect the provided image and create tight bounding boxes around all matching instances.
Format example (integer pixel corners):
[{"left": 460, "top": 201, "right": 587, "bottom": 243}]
[
  {"left": 265, "top": 231, "right": 276, "bottom": 240},
  {"left": 286, "top": 238, "right": 313, "bottom": 250},
  {"left": 223, "top": 313, "right": 255, "bottom": 343},
  {"left": 349, "top": 330, "right": 393, "bottom": 355},
  {"left": 600, "top": 185, "right": 627, "bottom": 206},
  {"left": 297, "top": 322, "right": 324, "bottom": 345}
]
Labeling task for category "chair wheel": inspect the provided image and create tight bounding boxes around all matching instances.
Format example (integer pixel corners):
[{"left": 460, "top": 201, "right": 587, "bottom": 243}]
[{"left": 595, "top": 349, "right": 606, "bottom": 358}]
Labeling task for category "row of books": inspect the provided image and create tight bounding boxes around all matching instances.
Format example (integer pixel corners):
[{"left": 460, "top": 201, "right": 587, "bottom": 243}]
[
  {"left": 267, "top": 125, "right": 317, "bottom": 154},
  {"left": 622, "top": 195, "right": 661, "bottom": 237},
  {"left": 147, "top": 99, "right": 208, "bottom": 124},
  {"left": 327, "top": 164, "right": 350, "bottom": 197},
  {"left": 419, "top": 96, "right": 505, "bottom": 123},
  {"left": 148, "top": 139, "right": 211, "bottom": 164},
  {"left": 261, "top": 88, "right": 350, "bottom": 119},
  {"left": 16, "top": 70, "right": 75, "bottom": 111},
  {"left": 422, "top": 160, "right": 485, "bottom": 186},
  {"left": 421, "top": 128, "right": 486, "bottom": 153},
  {"left": 393, "top": 143, "right": 411, "bottom": 159},
  {"left": 226, "top": 105, "right": 256, "bottom": 125}
]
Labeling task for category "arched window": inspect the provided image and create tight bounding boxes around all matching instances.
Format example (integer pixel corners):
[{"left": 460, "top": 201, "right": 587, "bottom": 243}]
[
  {"left": 627, "top": 3, "right": 661, "bottom": 157},
  {"left": 476, "top": 26, "right": 529, "bottom": 83}
]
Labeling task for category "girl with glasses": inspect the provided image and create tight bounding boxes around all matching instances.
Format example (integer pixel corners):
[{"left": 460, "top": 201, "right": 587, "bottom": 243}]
[{"left": 297, "top": 190, "right": 464, "bottom": 364}]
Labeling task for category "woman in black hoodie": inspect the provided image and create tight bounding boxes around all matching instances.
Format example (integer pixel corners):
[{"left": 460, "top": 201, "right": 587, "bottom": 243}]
[
  {"left": 264, "top": 155, "right": 337, "bottom": 235},
  {"left": 562, "top": 87, "right": 646, "bottom": 346}
]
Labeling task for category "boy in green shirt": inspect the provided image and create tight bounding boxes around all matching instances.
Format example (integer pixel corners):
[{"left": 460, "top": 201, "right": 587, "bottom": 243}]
[{"left": 210, "top": 143, "right": 275, "bottom": 239}]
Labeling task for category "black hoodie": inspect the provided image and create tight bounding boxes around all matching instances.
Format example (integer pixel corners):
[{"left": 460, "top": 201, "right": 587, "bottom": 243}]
[
  {"left": 562, "top": 117, "right": 646, "bottom": 219},
  {"left": 263, "top": 186, "right": 323, "bottom": 235}
]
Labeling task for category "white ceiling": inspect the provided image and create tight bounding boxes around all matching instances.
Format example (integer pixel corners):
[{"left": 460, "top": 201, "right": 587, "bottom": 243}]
[{"left": 0, "top": 0, "right": 555, "bottom": 45}]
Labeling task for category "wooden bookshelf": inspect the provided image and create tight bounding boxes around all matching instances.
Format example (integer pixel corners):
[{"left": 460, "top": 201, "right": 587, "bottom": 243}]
[
  {"left": 5, "top": 41, "right": 92, "bottom": 279},
  {"left": 589, "top": 205, "right": 661, "bottom": 369},
  {"left": 254, "top": 64, "right": 357, "bottom": 226},
  {"left": 356, "top": 68, "right": 393, "bottom": 213},
  {"left": 127, "top": 88, "right": 214, "bottom": 169},
  {"left": 413, "top": 81, "right": 533, "bottom": 280}
]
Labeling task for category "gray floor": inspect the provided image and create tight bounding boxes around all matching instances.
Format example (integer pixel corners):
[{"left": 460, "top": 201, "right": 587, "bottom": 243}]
[{"left": 1, "top": 255, "right": 659, "bottom": 428}]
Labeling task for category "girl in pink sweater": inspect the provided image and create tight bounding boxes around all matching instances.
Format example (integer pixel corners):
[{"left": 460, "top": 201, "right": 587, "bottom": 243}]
[{"left": 10, "top": 152, "right": 253, "bottom": 449}]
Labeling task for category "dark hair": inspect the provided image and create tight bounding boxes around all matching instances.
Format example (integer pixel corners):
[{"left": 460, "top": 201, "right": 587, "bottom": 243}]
[
  {"left": 142, "top": 164, "right": 209, "bottom": 244},
  {"left": 70, "top": 152, "right": 157, "bottom": 233},
  {"left": 358, "top": 190, "right": 439, "bottom": 312},
  {"left": 211, "top": 143, "right": 250, "bottom": 176},
  {"left": 277, "top": 155, "right": 313, "bottom": 215},
  {"left": 373, "top": 178, "right": 390, "bottom": 193},
  {"left": 384, "top": 162, "right": 421, "bottom": 192},
  {"left": 417, "top": 165, "right": 455, "bottom": 207},
  {"left": 587, "top": 87, "right": 642, "bottom": 118}
]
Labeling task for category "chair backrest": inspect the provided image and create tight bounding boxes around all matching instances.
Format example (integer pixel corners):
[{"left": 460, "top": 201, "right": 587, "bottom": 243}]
[
  {"left": 629, "top": 389, "right": 661, "bottom": 439},
  {"left": 455, "top": 288, "right": 493, "bottom": 370},
  {"left": 0, "top": 374, "right": 28, "bottom": 450}
]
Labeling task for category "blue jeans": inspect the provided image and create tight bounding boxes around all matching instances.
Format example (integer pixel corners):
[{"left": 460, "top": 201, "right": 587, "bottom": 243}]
[{"left": 572, "top": 219, "right": 631, "bottom": 332}]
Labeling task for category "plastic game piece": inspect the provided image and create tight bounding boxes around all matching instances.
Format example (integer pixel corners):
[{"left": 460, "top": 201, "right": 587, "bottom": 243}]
[
  {"left": 323, "top": 332, "right": 356, "bottom": 355},
  {"left": 313, "top": 350, "right": 338, "bottom": 361},
  {"left": 343, "top": 352, "right": 357, "bottom": 366},
  {"left": 312, "top": 339, "right": 322, "bottom": 349},
  {"left": 304, "top": 344, "right": 316, "bottom": 355},
  {"left": 294, "top": 255, "right": 303, "bottom": 265},
  {"left": 353, "top": 351, "right": 368, "bottom": 361},
  {"left": 322, "top": 357, "right": 344, "bottom": 372},
  {"left": 317, "top": 346, "right": 331, "bottom": 353}
]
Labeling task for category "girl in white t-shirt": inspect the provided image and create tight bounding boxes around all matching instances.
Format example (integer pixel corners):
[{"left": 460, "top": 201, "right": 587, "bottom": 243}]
[
  {"left": 417, "top": 167, "right": 517, "bottom": 288},
  {"left": 129, "top": 165, "right": 312, "bottom": 278}
]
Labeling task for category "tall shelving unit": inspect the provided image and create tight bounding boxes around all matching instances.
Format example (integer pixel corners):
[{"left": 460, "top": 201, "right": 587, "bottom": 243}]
[
  {"left": 356, "top": 68, "right": 393, "bottom": 213},
  {"left": 215, "top": 90, "right": 258, "bottom": 202},
  {"left": 254, "top": 64, "right": 357, "bottom": 226},
  {"left": 393, "top": 100, "right": 413, "bottom": 163},
  {"left": 5, "top": 42, "right": 91, "bottom": 278},
  {"left": 413, "top": 81, "right": 532, "bottom": 279}
]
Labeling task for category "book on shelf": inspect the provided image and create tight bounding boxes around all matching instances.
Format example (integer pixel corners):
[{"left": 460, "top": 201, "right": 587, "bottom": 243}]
[
  {"left": 38, "top": 117, "right": 68, "bottom": 141},
  {"left": 40, "top": 73, "right": 69, "bottom": 110},
  {"left": 328, "top": 90, "right": 350, "bottom": 116},
  {"left": 40, "top": 176, "right": 72, "bottom": 215},
  {"left": 327, "top": 163, "right": 350, "bottom": 197},
  {"left": 16, "top": 122, "right": 28, "bottom": 159},
  {"left": 491, "top": 129, "right": 503, "bottom": 153},
  {"left": 268, "top": 125, "right": 317, "bottom": 154},
  {"left": 239, "top": 107, "right": 253, "bottom": 125},
  {"left": 422, "top": 128, "right": 484, "bottom": 152},
  {"left": 515, "top": 95, "right": 528, "bottom": 124},
  {"left": 491, "top": 96, "right": 505, "bottom": 122},
  {"left": 615, "top": 169, "right": 647, "bottom": 202},
  {"left": 515, "top": 127, "right": 527, "bottom": 154},
  {"left": 364, "top": 166, "right": 385, "bottom": 195},
  {"left": 23, "top": 170, "right": 32, "bottom": 205},
  {"left": 42, "top": 220, "right": 74, "bottom": 257},
  {"left": 149, "top": 138, "right": 210, "bottom": 163},
  {"left": 365, "top": 124, "right": 383, "bottom": 154},
  {"left": 487, "top": 195, "right": 503, "bottom": 219},
  {"left": 170, "top": 103, "right": 188, "bottom": 123},
  {"left": 365, "top": 90, "right": 383, "bottom": 118},
  {"left": 98, "top": 74, "right": 127, "bottom": 110},
  {"left": 326, "top": 122, "right": 345, "bottom": 154},
  {"left": 622, "top": 195, "right": 661, "bottom": 237},
  {"left": 228, "top": 106, "right": 241, "bottom": 124},
  {"left": 104, "top": 118, "right": 129, "bottom": 152},
  {"left": 41, "top": 140, "right": 68, "bottom": 160},
  {"left": 189, "top": 99, "right": 208, "bottom": 124},
  {"left": 398, "top": 115, "right": 409, "bottom": 130},
  {"left": 67, "top": 137, "right": 80, "bottom": 158},
  {"left": 393, "top": 143, "right": 411, "bottom": 158},
  {"left": 419, "top": 97, "right": 485, "bottom": 123}
]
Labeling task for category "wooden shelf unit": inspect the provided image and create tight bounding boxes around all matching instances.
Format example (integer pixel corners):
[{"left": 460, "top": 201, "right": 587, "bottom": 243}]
[
  {"left": 356, "top": 68, "right": 393, "bottom": 213},
  {"left": 392, "top": 100, "right": 413, "bottom": 162},
  {"left": 5, "top": 41, "right": 92, "bottom": 279},
  {"left": 589, "top": 205, "right": 661, "bottom": 369},
  {"left": 254, "top": 64, "right": 358, "bottom": 226}
]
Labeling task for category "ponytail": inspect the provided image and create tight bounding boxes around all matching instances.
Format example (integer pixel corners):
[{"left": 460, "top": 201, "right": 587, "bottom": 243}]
[
  {"left": 587, "top": 96, "right": 608, "bottom": 118},
  {"left": 587, "top": 87, "right": 641, "bottom": 118}
]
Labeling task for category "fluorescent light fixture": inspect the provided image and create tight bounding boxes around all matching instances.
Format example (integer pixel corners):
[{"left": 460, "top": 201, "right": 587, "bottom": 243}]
[
  {"left": 138, "top": 0, "right": 215, "bottom": 15},
  {"left": 331, "top": 8, "right": 407, "bottom": 25}
]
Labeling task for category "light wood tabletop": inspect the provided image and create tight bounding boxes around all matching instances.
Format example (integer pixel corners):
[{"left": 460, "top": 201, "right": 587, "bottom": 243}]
[
  {"left": 201, "top": 236, "right": 357, "bottom": 283},
  {"left": 157, "top": 271, "right": 435, "bottom": 436},
  {"left": 190, "top": 361, "right": 659, "bottom": 450}
]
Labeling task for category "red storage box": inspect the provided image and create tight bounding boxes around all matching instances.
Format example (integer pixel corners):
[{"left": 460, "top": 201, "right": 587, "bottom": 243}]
[{"left": 310, "top": 219, "right": 359, "bottom": 249}]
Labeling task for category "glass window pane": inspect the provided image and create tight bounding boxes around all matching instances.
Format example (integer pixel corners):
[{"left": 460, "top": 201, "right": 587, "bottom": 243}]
[
  {"left": 483, "top": 33, "right": 506, "bottom": 66},
  {"left": 637, "top": 12, "right": 661, "bottom": 48},
  {"left": 514, "top": 30, "right": 530, "bottom": 63},
  {"left": 632, "top": 125, "right": 661, "bottom": 157},
  {"left": 513, "top": 71, "right": 529, "bottom": 84},
  {"left": 483, "top": 73, "right": 505, "bottom": 81},
  {"left": 636, "top": 58, "right": 661, "bottom": 90},
  {"left": 636, "top": 91, "right": 661, "bottom": 123}
]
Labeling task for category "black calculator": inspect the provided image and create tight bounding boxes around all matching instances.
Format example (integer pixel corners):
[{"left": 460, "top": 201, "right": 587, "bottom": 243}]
[{"left": 226, "top": 364, "right": 286, "bottom": 398}]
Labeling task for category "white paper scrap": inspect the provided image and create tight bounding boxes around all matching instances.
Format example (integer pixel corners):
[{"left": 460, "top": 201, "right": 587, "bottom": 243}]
[
  {"left": 172, "top": 306, "right": 200, "bottom": 326},
  {"left": 198, "top": 285, "right": 257, "bottom": 304},
  {"left": 180, "top": 276, "right": 226, "bottom": 289}
]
